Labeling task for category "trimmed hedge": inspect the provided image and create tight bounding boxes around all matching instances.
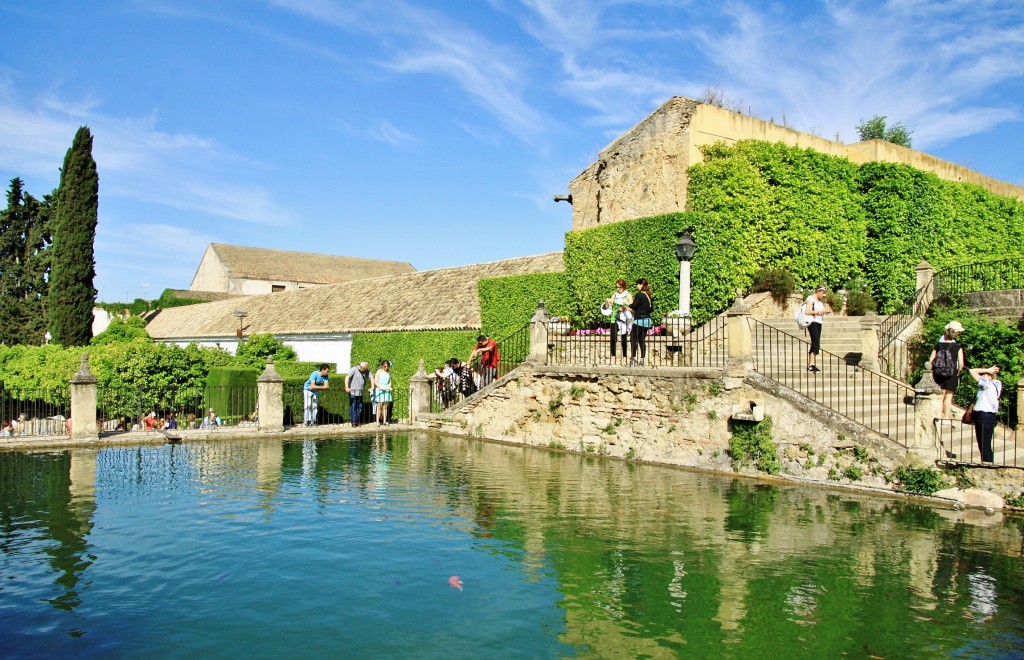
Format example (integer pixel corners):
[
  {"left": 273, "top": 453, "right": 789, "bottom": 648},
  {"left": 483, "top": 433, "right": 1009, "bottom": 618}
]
[
  {"left": 478, "top": 271, "right": 573, "bottom": 341},
  {"left": 351, "top": 329, "right": 479, "bottom": 392}
]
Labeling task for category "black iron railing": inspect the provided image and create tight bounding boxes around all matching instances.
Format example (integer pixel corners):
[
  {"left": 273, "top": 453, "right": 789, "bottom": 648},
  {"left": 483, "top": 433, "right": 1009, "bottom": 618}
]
[
  {"left": 936, "top": 258, "right": 1024, "bottom": 298},
  {"left": 546, "top": 316, "right": 728, "bottom": 368},
  {"left": 496, "top": 323, "right": 530, "bottom": 379},
  {"left": 751, "top": 319, "right": 916, "bottom": 446},
  {"left": 934, "top": 414, "right": 1021, "bottom": 468},
  {"left": 97, "top": 385, "right": 257, "bottom": 432},
  {"left": 1, "top": 387, "right": 70, "bottom": 437}
]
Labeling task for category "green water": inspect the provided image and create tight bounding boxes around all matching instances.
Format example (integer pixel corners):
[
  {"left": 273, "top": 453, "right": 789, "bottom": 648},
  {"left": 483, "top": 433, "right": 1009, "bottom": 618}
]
[{"left": 1, "top": 433, "right": 1022, "bottom": 658}]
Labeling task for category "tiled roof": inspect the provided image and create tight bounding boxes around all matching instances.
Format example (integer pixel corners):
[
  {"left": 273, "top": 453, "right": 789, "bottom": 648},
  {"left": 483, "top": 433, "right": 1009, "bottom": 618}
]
[
  {"left": 148, "top": 252, "right": 564, "bottom": 339},
  {"left": 207, "top": 243, "right": 416, "bottom": 284}
]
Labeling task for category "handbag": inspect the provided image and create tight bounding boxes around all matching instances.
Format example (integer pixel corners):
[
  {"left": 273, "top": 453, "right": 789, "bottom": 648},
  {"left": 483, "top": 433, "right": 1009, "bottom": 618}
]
[{"left": 961, "top": 403, "right": 974, "bottom": 423}]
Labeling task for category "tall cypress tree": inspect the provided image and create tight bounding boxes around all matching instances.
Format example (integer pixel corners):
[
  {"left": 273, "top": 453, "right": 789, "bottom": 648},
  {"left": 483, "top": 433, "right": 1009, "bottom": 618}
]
[
  {"left": 48, "top": 126, "right": 99, "bottom": 346},
  {"left": 0, "top": 178, "right": 52, "bottom": 345}
]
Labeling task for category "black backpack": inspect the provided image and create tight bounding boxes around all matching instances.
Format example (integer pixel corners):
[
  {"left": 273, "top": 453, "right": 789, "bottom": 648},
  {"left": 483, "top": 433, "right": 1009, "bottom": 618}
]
[{"left": 933, "top": 345, "right": 958, "bottom": 379}]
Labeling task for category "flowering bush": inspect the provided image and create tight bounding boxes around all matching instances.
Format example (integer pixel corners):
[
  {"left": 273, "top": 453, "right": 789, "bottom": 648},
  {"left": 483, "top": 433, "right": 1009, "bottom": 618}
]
[{"left": 570, "top": 327, "right": 610, "bottom": 336}]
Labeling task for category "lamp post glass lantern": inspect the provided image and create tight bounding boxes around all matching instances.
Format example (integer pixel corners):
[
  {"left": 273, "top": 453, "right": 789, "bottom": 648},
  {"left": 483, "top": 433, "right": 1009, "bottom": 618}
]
[{"left": 675, "top": 230, "right": 696, "bottom": 319}]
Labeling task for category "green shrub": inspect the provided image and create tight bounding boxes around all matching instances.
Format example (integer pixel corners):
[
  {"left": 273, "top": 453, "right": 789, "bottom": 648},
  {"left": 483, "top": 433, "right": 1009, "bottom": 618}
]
[
  {"left": 843, "top": 276, "right": 877, "bottom": 315},
  {"left": 206, "top": 367, "right": 259, "bottom": 423},
  {"left": 750, "top": 268, "right": 797, "bottom": 304},
  {"left": 823, "top": 290, "right": 844, "bottom": 312},
  {"left": 893, "top": 465, "right": 946, "bottom": 495},
  {"left": 843, "top": 465, "right": 863, "bottom": 481},
  {"left": 728, "top": 416, "right": 780, "bottom": 474}
]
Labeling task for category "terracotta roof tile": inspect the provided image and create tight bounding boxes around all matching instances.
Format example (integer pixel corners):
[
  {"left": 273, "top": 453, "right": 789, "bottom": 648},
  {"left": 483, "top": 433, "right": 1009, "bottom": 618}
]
[{"left": 149, "top": 252, "right": 564, "bottom": 339}]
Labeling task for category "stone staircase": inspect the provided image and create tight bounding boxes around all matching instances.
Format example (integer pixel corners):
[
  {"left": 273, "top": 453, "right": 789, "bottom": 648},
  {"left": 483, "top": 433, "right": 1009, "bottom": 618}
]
[
  {"left": 754, "top": 317, "right": 916, "bottom": 445},
  {"left": 755, "top": 317, "right": 1022, "bottom": 466}
]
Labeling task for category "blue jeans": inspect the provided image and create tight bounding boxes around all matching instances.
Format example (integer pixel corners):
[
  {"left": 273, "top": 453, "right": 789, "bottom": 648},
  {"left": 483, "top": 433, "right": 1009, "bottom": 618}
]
[{"left": 349, "top": 392, "right": 364, "bottom": 426}]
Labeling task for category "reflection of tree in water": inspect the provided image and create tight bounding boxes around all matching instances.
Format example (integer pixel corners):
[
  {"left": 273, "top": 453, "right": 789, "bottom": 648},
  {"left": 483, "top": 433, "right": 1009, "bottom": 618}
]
[
  {"left": 724, "top": 481, "right": 779, "bottom": 543},
  {"left": 0, "top": 450, "right": 96, "bottom": 615}
]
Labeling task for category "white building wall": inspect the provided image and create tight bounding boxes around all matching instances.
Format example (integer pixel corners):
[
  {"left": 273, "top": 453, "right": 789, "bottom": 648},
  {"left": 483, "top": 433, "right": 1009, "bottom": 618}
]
[{"left": 165, "top": 334, "right": 352, "bottom": 374}]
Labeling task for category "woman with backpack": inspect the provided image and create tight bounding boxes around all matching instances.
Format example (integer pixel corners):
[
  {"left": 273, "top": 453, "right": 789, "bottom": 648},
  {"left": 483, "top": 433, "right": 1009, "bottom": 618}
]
[
  {"left": 929, "top": 320, "right": 965, "bottom": 417},
  {"left": 803, "top": 285, "right": 827, "bottom": 373}
]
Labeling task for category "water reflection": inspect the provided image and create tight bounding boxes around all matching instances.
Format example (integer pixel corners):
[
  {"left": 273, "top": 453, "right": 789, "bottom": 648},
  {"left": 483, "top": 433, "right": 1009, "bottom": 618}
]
[{"left": 1, "top": 434, "right": 1022, "bottom": 657}]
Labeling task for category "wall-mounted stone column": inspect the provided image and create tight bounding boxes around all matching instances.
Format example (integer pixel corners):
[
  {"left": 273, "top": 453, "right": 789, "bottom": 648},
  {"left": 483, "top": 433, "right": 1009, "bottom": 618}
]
[
  {"left": 527, "top": 301, "right": 549, "bottom": 365},
  {"left": 859, "top": 313, "right": 881, "bottom": 372},
  {"left": 409, "top": 359, "right": 432, "bottom": 421},
  {"left": 69, "top": 353, "right": 98, "bottom": 440},
  {"left": 726, "top": 295, "right": 753, "bottom": 377},
  {"left": 1017, "top": 377, "right": 1024, "bottom": 433},
  {"left": 257, "top": 356, "right": 284, "bottom": 433},
  {"left": 915, "top": 261, "right": 935, "bottom": 313},
  {"left": 912, "top": 362, "right": 942, "bottom": 457}
]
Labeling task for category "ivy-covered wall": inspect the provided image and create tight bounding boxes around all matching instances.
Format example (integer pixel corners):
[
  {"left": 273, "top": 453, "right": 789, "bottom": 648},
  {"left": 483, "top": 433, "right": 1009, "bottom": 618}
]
[
  {"left": 560, "top": 140, "right": 1024, "bottom": 324},
  {"left": 477, "top": 271, "right": 573, "bottom": 341},
  {"left": 350, "top": 329, "right": 479, "bottom": 392}
]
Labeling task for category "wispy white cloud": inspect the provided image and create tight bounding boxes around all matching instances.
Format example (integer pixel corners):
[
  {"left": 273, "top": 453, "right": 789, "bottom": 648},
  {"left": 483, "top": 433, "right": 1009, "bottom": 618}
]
[
  {"left": 0, "top": 83, "right": 292, "bottom": 225},
  {"left": 268, "top": 0, "right": 548, "bottom": 140},
  {"left": 692, "top": 1, "right": 1024, "bottom": 148}
]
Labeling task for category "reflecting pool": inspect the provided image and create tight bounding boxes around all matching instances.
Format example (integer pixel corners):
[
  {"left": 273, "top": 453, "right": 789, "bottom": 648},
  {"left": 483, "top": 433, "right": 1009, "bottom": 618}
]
[{"left": 1, "top": 433, "right": 1022, "bottom": 658}]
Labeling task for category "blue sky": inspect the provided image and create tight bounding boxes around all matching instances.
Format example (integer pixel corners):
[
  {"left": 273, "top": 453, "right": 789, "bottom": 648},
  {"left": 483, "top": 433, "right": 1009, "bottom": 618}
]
[{"left": 1, "top": 0, "right": 1022, "bottom": 303}]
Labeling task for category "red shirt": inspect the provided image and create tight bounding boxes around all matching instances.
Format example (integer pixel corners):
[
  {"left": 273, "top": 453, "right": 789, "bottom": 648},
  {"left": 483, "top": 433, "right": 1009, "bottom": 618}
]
[{"left": 478, "top": 339, "right": 500, "bottom": 368}]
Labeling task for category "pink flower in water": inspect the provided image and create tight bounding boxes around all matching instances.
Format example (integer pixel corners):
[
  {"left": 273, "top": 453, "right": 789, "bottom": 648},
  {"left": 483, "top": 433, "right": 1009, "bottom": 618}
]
[{"left": 448, "top": 575, "right": 464, "bottom": 590}]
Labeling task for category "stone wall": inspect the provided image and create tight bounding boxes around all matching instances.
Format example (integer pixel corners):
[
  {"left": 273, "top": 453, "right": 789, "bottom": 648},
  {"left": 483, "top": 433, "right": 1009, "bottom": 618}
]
[
  {"left": 962, "top": 289, "right": 1024, "bottom": 321},
  {"left": 565, "top": 97, "right": 1024, "bottom": 232},
  {"left": 424, "top": 364, "right": 908, "bottom": 489}
]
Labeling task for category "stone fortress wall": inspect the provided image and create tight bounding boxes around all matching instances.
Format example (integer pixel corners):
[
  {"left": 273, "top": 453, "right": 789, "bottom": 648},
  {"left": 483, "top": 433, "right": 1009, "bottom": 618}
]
[{"left": 566, "top": 97, "right": 1024, "bottom": 232}]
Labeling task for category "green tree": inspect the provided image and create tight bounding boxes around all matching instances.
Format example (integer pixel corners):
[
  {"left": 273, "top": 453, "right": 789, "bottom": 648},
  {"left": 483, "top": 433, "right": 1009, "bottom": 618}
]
[
  {"left": 234, "top": 333, "right": 297, "bottom": 369},
  {"left": 0, "top": 178, "right": 52, "bottom": 346},
  {"left": 48, "top": 127, "right": 99, "bottom": 347},
  {"left": 855, "top": 115, "right": 913, "bottom": 147},
  {"left": 91, "top": 316, "right": 152, "bottom": 345}
]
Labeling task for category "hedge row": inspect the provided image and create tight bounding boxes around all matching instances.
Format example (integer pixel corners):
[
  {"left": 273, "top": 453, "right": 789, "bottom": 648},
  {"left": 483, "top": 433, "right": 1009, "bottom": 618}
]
[
  {"left": 477, "top": 271, "right": 573, "bottom": 341},
  {"left": 350, "top": 329, "right": 479, "bottom": 392}
]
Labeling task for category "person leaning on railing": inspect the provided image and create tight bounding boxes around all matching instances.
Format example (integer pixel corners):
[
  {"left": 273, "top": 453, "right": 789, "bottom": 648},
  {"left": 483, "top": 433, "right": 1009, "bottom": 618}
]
[{"left": 968, "top": 365, "right": 1001, "bottom": 464}]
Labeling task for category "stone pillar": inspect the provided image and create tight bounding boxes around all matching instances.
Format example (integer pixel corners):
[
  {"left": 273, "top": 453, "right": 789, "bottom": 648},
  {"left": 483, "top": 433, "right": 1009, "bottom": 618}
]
[
  {"left": 527, "top": 301, "right": 549, "bottom": 365},
  {"left": 1017, "top": 377, "right": 1024, "bottom": 433},
  {"left": 726, "top": 294, "right": 753, "bottom": 377},
  {"left": 859, "top": 313, "right": 881, "bottom": 373},
  {"left": 915, "top": 261, "right": 935, "bottom": 313},
  {"left": 69, "top": 353, "right": 98, "bottom": 440},
  {"left": 912, "top": 362, "right": 943, "bottom": 456},
  {"left": 257, "top": 356, "right": 284, "bottom": 433},
  {"left": 409, "top": 359, "right": 432, "bottom": 421}
]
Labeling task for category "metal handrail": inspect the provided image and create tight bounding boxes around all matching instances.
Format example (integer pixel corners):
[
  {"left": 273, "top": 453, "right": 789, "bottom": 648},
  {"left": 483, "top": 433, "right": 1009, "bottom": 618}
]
[
  {"left": 935, "top": 258, "right": 1024, "bottom": 298},
  {"left": 751, "top": 319, "right": 916, "bottom": 446}
]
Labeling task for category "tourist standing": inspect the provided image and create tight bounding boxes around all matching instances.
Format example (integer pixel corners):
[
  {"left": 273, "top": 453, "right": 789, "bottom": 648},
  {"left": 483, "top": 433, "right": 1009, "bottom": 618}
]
[
  {"left": 345, "top": 362, "right": 371, "bottom": 427},
  {"left": 606, "top": 278, "right": 633, "bottom": 363},
  {"left": 372, "top": 360, "right": 393, "bottom": 425},
  {"left": 303, "top": 363, "right": 330, "bottom": 427},
  {"left": 928, "top": 321, "right": 966, "bottom": 416},
  {"left": 969, "top": 365, "right": 1001, "bottom": 463},
  {"left": 803, "top": 285, "right": 827, "bottom": 373},
  {"left": 629, "top": 278, "right": 653, "bottom": 366},
  {"left": 469, "top": 335, "right": 500, "bottom": 387}
]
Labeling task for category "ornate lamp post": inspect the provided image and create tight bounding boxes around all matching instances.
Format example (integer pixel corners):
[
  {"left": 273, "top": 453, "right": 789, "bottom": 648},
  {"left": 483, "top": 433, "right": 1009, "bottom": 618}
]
[{"left": 675, "top": 229, "right": 697, "bottom": 319}]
